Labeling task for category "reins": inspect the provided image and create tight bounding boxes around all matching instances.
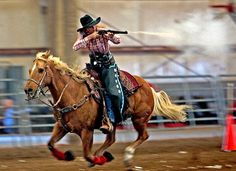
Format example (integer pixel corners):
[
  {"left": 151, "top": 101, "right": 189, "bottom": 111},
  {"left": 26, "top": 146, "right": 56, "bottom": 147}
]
[
  {"left": 36, "top": 78, "right": 72, "bottom": 108},
  {"left": 52, "top": 78, "right": 71, "bottom": 107}
]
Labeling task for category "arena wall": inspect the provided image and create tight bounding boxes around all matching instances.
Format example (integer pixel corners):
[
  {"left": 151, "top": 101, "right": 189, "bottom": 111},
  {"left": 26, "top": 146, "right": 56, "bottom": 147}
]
[{"left": 0, "top": 0, "right": 236, "bottom": 77}]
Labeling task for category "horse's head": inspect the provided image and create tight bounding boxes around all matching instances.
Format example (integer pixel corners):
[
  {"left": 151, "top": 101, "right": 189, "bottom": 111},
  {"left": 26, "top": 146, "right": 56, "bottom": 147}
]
[{"left": 24, "top": 51, "right": 53, "bottom": 100}]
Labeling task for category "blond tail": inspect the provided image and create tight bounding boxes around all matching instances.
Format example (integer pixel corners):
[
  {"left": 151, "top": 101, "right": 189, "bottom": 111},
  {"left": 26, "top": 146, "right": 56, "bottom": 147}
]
[{"left": 151, "top": 88, "right": 191, "bottom": 122}]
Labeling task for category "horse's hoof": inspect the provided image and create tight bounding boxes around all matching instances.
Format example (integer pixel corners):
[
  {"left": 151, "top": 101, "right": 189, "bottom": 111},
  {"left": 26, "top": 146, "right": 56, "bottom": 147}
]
[
  {"left": 88, "top": 162, "right": 95, "bottom": 167},
  {"left": 103, "top": 151, "right": 114, "bottom": 162},
  {"left": 64, "top": 150, "right": 75, "bottom": 161}
]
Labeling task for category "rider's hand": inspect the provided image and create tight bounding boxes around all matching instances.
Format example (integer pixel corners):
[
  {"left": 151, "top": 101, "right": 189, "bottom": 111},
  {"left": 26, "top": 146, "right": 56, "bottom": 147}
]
[
  {"left": 107, "top": 32, "right": 114, "bottom": 37},
  {"left": 87, "top": 31, "right": 99, "bottom": 40}
]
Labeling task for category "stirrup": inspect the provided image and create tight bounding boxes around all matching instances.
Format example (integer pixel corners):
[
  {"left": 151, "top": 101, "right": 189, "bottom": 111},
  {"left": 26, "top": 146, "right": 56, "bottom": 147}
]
[{"left": 99, "top": 122, "right": 113, "bottom": 134}]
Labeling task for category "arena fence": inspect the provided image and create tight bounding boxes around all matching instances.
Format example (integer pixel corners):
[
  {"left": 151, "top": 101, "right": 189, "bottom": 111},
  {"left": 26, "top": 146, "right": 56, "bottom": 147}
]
[{"left": 0, "top": 74, "right": 235, "bottom": 146}]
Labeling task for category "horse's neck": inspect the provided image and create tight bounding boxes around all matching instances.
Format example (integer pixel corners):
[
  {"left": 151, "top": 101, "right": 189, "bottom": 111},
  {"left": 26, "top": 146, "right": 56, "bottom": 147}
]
[{"left": 48, "top": 72, "right": 87, "bottom": 107}]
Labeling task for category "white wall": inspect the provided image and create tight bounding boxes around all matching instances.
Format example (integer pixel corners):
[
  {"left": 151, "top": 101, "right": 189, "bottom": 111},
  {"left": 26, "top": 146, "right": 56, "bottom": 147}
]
[
  {"left": 0, "top": 0, "right": 48, "bottom": 48},
  {"left": 0, "top": 0, "right": 236, "bottom": 77},
  {"left": 77, "top": 0, "right": 236, "bottom": 46}
]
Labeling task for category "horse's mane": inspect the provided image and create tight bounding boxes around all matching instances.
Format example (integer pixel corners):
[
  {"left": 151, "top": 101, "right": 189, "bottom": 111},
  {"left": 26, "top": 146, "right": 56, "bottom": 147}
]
[{"left": 36, "top": 51, "right": 87, "bottom": 80}]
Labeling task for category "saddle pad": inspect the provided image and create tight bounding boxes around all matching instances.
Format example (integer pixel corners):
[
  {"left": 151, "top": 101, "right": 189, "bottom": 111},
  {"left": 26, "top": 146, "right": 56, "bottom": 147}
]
[{"left": 119, "top": 70, "right": 140, "bottom": 92}]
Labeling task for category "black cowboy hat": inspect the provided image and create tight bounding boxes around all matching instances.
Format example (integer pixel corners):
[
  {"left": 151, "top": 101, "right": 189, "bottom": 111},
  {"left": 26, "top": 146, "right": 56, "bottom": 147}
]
[{"left": 77, "top": 14, "right": 101, "bottom": 32}]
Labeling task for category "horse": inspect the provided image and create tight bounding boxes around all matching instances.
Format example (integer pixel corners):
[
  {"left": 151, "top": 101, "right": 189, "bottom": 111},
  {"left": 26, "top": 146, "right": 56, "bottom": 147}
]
[{"left": 24, "top": 51, "right": 190, "bottom": 169}]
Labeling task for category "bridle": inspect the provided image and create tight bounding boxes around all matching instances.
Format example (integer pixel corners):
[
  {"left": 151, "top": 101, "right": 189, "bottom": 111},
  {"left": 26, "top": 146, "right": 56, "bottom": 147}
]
[
  {"left": 25, "top": 58, "right": 70, "bottom": 108},
  {"left": 25, "top": 57, "right": 96, "bottom": 113},
  {"left": 25, "top": 56, "right": 99, "bottom": 132},
  {"left": 26, "top": 68, "right": 48, "bottom": 100}
]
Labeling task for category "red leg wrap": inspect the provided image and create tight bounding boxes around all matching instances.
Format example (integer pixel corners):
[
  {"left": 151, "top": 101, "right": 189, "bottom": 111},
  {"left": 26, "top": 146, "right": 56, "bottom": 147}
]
[
  {"left": 93, "top": 156, "right": 107, "bottom": 165},
  {"left": 51, "top": 148, "right": 65, "bottom": 160}
]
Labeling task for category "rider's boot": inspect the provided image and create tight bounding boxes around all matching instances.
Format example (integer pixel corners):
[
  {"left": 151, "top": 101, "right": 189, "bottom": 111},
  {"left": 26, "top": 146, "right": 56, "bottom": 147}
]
[
  {"left": 100, "top": 117, "right": 114, "bottom": 134},
  {"left": 99, "top": 95, "right": 115, "bottom": 134}
]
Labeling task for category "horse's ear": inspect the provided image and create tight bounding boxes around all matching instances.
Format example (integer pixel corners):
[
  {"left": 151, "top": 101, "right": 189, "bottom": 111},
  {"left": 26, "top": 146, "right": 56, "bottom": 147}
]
[
  {"left": 28, "top": 68, "right": 32, "bottom": 75},
  {"left": 45, "top": 50, "right": 51, "bottom": 58}
]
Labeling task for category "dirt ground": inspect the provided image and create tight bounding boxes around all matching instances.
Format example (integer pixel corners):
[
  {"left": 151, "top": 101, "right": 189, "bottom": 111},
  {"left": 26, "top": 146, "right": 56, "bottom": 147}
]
[{"left": 0, "top": 137, "right": 236, "bottom": 171}]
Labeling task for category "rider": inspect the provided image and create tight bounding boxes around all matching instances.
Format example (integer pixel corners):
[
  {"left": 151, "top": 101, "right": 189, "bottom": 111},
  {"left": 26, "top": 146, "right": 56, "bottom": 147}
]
[{"left": 73, "top": 14, "right": 125, "bottom": 134}]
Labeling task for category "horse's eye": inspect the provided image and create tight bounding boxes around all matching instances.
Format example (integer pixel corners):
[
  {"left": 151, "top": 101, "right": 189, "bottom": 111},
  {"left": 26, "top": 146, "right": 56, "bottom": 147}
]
[{"left": 38, "top": 68, "right": 45, "bottom": 73}]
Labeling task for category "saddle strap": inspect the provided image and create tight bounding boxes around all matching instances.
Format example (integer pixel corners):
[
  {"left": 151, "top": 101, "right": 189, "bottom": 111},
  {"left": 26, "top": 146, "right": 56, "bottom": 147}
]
[{"left": 54, "top": 111, "right": 73, "bottom": 133}]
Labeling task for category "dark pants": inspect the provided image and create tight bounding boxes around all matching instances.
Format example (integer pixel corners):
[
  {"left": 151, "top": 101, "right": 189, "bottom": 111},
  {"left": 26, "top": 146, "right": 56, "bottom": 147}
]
[{"left": 90, "top": 53, "right": 125, "bottom": 123}]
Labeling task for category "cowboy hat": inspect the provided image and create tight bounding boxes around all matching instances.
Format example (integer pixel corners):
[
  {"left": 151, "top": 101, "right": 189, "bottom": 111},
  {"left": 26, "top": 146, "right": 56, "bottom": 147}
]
[{"left": 77, "top": 14, "right": 101, "bottom": 32}]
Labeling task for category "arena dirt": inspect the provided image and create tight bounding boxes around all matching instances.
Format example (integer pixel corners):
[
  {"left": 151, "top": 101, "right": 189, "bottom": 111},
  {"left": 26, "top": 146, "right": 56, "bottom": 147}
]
[{"left": 0, "top": 137, "right": 236, "bottom": 171}]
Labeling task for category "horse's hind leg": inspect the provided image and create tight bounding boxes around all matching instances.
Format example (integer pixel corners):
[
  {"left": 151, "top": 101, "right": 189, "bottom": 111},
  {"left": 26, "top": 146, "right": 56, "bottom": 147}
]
[
  {"left": 124, "top": 116, "right": 149, "bottom": 169},
  {"left": 47, "top": 122, "right": 74, "bottom": 161}
]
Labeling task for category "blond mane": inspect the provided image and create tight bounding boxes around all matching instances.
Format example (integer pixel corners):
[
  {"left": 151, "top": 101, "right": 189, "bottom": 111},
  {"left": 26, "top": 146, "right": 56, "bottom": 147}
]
[{"left": 35, "top": 51, "right": 87, "bottom": 79}]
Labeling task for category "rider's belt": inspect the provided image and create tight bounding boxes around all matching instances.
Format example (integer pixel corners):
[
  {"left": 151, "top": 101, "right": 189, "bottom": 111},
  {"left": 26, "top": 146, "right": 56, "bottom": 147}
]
[{"left": 89, "top": 52, "right": 115, "bottom": 67}]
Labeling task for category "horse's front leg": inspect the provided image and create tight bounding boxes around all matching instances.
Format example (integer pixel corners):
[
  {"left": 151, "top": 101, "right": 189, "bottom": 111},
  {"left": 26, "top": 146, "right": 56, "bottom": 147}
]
[
  {"left": 48, "top": 122, "right": 75, "bottom": 161},
  {"left": 80, "top": 129, "right": 113, "bottom": 166},
  {"left": 93, "top": 128, "right": 116, "bottom": 160}
]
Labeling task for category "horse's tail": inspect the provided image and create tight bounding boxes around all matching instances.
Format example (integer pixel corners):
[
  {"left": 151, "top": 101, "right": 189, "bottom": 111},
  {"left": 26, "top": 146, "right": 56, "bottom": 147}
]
[{"left": 151, "top": 88, "right": 191, "bottom": 122}]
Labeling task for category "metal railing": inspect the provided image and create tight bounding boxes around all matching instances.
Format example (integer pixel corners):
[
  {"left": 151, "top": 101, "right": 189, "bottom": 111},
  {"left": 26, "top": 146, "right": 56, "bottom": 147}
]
[{"left": 0, "top": 75, "right": 235, "bottom": 136}]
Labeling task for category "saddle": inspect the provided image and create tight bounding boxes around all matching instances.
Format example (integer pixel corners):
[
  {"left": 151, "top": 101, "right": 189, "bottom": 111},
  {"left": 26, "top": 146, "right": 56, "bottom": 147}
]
[{"left": 79, "top": 65, "right": 141, "bottom": 108}]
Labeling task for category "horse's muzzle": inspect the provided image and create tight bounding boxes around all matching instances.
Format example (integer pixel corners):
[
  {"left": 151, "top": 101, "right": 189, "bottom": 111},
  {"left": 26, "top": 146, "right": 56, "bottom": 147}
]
[
  {"left": 24, "top": 87, "right": 37, "bottom": 100},
  {"left": 24, "top": 87, "right": 33, "bottom": 94}
]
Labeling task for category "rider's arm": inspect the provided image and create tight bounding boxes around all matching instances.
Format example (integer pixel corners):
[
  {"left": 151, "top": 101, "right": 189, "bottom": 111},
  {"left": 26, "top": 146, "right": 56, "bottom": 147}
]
[
  {"left": 73, "top": 32, "right": 100, "bottom": 51},
  {"left": 72, "top": 36, "right": 89, "bottom": 51},
  {"left": 105, "top": 33, "right": 121, "bottom": 44}
]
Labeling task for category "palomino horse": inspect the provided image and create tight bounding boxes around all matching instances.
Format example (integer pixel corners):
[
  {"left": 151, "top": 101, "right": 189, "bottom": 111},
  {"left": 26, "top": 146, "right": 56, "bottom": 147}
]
[{"left": 24, "top": 51, "right": 190, "bottom": 169}]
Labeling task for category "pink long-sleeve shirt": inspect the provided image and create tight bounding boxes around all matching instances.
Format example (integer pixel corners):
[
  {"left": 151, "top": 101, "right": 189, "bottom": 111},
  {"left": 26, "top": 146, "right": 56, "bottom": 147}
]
[{"left": 73, "top": 34, "right": 121, "bottom": 54}]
